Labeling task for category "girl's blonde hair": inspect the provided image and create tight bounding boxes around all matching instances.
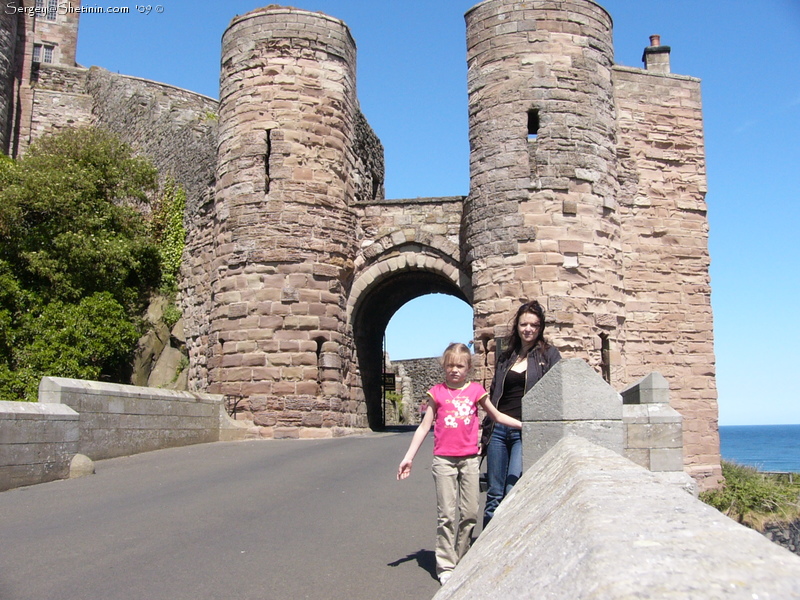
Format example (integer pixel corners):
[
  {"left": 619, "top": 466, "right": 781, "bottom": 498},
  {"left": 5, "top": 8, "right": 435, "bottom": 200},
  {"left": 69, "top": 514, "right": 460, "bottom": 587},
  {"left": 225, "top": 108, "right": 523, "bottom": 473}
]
[{"left": 441, "top": 342, "right": 472, "bottom": 367}]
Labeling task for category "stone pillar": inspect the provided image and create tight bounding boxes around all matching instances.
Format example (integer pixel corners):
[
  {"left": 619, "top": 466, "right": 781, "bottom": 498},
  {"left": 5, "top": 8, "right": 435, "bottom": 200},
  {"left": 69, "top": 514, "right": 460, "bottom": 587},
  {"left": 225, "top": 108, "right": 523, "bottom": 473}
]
[
  {"left": 522, "top": 358, "right": 623, "bottom": 468},
  {"left": 464, "top": 0, "right": 624, "bottom": 383},
  {"left": 208, "top": 7, "right": 361, "bottom": 433},
  {"left": 621, "top": 372, "right": 684, "bottom": 473}
]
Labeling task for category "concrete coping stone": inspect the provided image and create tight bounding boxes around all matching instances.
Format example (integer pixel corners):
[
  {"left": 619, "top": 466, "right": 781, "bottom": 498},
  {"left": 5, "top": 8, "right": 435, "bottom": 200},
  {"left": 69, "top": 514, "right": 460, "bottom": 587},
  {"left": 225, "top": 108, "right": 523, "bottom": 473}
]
[
  {"left": 0, "top": 400, "right": 79, "bottom": 419},
  {"left": 38, "top": 377, "right": 222, "bottom": 405},
  {"left": 620, "top": 371, "right": 670, "bottom": 405},
  {"left": 435, "top": 436, "right": 800, "bottom": 598}
]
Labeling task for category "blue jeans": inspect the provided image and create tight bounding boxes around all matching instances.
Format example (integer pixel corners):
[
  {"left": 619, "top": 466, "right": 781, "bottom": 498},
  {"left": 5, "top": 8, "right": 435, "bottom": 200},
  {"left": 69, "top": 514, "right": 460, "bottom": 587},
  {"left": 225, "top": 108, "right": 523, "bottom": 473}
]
[{"left": 483, "top": 423, "right": 522, "bottom": 527}]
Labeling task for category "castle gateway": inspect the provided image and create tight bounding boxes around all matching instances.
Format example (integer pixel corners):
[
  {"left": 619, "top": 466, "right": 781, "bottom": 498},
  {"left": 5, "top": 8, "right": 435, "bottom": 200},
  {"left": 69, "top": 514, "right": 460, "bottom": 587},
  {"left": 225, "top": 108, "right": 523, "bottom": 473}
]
[{"left": 2, "top": 0, "right": 720, "bottom": 487}]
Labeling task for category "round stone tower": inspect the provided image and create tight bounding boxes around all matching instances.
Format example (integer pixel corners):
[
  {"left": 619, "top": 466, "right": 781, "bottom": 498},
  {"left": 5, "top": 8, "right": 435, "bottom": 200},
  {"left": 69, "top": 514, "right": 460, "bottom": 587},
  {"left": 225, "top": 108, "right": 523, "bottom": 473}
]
[
  {"left": 208, "top": 7, "right": 362, "bottom": 431},
  {"left": 0, "top": 6, "right": 18, "bottom": 154},
  {"left": 464, "top": 0, "right": 624, "bottom": 379}
]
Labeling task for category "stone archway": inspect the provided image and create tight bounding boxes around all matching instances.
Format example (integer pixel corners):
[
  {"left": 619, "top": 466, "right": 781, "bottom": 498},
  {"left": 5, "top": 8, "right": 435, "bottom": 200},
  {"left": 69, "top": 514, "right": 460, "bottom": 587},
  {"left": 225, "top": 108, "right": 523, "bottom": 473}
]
[{"left": 348, "top": 250, "right": 470, "bottom": 429}]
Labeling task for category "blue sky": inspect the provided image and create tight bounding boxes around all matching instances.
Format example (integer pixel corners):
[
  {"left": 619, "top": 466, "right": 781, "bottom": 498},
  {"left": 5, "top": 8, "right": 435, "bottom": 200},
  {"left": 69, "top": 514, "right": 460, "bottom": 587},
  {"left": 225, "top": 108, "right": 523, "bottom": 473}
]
[{"left": 75, "top": 1, "right": 799, "bottom": 425}]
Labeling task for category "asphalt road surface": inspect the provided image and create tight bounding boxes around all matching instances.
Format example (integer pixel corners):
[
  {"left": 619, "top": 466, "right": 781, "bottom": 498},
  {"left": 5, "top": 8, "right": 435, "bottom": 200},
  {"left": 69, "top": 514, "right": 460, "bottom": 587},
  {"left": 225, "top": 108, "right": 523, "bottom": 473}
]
[{"left": 0, "top": 430, "right": 456, "bottom": 600}]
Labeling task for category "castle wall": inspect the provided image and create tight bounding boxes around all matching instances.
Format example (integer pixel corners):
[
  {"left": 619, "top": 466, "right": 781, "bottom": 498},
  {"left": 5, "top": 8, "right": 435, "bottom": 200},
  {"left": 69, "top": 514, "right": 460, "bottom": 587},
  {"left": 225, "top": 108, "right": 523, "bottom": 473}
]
[
  {"left": 83, "top": 67, "right": 219, "bottom": 214},
  {"left": 6, "top": 0, "right": 82, "bottom": 156},
  {"left": 614, "top": 65, "right": 719, "bottom": 484},
  {"left": 27, "top": 64, "right": 92, "bottom": 141},
  {"left": 27, "top": 0, "right": 80, "bottom": 67}
]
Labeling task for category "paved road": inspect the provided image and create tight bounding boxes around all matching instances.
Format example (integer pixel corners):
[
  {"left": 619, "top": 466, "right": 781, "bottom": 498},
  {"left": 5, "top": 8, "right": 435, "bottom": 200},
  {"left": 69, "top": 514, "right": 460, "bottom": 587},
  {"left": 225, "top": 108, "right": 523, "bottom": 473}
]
[{"left": 0, "top": 431, "right": 456, "bottom": 600}]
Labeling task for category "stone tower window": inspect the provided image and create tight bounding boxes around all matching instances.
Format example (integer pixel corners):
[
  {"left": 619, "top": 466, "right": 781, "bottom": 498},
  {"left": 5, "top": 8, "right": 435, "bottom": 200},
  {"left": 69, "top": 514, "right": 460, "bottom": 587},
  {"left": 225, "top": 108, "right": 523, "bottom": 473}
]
[
  {"left": 32, "top": 44, "right": 55, "bottom": 63},
  {"left": 35, "top": 0, "right": 58, "bottom": 21},
  {"left": 527, "top": 109, "right": 539, "bottom": 140}
]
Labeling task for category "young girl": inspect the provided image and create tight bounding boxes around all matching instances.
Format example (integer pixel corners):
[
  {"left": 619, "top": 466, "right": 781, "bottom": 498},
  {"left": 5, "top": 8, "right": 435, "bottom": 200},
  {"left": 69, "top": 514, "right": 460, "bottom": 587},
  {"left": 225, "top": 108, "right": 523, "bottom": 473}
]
[{"left": 396, "top": 343, "right": 521, "bottom": 585}]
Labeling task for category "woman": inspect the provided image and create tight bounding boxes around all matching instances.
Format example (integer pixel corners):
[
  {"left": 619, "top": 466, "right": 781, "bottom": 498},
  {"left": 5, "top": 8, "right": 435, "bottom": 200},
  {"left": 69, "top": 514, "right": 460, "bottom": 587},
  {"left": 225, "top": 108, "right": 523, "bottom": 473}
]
[{"left": 483, "top": 300, "right": 561, "bottom": 527}]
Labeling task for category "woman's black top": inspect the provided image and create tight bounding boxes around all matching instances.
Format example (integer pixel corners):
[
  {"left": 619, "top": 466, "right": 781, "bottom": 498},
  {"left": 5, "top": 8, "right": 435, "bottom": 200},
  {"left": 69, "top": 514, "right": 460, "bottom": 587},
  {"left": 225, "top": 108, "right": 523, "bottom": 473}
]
[{"left": 496, "top": 368, "right": 526, "bottom": 421}]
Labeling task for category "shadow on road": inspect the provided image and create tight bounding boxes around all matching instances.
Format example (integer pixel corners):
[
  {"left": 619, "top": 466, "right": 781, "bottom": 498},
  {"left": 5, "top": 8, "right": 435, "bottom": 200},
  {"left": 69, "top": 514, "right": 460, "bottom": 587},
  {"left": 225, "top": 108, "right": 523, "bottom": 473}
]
[
  {"left": 387, "top": 549, "right": 437, "bottom": 581},
  {"left": 381, "top": 425, "right": 419, "bottom": 433}
]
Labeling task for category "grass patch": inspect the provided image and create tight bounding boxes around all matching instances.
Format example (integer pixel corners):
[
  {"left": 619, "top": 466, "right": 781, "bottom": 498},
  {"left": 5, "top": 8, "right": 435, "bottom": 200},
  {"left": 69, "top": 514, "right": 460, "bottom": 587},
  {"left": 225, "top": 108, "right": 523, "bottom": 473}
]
[{"left": 700, "top": 460, "right": 800, "bottom": 530}]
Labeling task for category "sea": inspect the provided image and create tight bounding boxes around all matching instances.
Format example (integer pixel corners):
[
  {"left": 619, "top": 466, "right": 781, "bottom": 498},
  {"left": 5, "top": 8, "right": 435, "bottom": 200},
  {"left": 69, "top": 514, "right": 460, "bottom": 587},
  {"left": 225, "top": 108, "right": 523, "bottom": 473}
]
[{"left": 719, "top": 424, "right": 800, "bottom": 473}]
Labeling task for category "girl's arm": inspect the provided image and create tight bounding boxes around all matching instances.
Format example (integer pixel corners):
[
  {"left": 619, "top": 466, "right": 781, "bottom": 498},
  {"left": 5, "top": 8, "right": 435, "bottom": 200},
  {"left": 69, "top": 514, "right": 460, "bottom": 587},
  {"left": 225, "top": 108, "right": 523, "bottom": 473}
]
[
  {"left": 397, "top": 398, "right": 435, "bottom": 480},
  {"left": 479, "top": 395, "right": 522, "bottom": 429}
]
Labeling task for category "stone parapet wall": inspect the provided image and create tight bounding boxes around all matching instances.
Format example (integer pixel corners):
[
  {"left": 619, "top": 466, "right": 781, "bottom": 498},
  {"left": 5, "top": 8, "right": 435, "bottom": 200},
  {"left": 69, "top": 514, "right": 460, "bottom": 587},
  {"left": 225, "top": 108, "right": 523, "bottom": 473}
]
[
  {"left": 436, "top": 436, "right": 800, "bottom": 599},
  {"left": 621, "top": 372, "right": 684, "bottom": 473},
  {"left": 0, "top": 400, "right": 79, "bottom": 492},
  {"left": 0, "top": 377, "right": 250, "bottom": 492},
  {"left": 38, "top": 377, "right": 226, "bottom": 461}
]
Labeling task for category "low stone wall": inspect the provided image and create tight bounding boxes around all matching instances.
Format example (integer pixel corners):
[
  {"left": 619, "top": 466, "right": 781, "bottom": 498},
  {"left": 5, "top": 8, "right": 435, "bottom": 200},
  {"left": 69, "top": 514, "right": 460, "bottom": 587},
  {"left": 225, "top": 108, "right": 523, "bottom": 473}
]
[
  {"left": 38, "top": 377, "right": 225, "bottom": 461},
  {"left": 765, "top": 520, "right": 800, "bottom": 556},
  {"left": 0, "top": 401, "right": 79, "bottom": 492},
  {"left": 436, "top": 436, "right": 800, "bottom": 599},
  {"left": 0, "top": 378, "right": 249, "bottom": 492}
]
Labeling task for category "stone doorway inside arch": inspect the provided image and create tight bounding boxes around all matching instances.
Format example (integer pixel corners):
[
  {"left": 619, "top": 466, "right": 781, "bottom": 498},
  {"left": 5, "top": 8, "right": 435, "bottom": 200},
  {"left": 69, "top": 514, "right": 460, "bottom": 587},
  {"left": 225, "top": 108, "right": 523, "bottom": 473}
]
[{"left": 352, "top": 271, "right": 471, "bottom": 430}]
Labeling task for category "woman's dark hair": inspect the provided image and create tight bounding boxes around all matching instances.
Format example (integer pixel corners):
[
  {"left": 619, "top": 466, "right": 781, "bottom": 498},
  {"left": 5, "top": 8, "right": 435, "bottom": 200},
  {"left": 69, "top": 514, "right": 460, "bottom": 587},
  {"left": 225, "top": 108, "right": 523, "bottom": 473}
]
[{"left": 500, "top": 300, "right": 549, "bottom": 362}]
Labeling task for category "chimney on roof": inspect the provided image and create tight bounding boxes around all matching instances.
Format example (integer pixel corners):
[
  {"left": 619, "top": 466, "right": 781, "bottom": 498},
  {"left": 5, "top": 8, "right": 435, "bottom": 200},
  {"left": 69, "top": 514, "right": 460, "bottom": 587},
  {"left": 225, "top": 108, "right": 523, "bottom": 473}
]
[{"left": 642, "top": 34, "right": 671, "bottom": 74}]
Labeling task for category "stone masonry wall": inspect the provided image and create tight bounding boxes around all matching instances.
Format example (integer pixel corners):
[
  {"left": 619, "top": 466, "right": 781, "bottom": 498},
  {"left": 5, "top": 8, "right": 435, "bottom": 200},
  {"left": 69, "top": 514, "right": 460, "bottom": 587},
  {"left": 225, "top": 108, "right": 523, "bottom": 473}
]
[
  {"left": 200, "top": 6, "right": 368, "bottom": 436},
  {"left": 614, "top": 65, "right": 719, "bottom": 485},
  {"left": 464, "top": 0, "right": 624, "bottom": 384},
  {"left": 84, "top": 67, "right": 219, "bottom": 215},
  {"left": 392, "top": 356, "right": 442, "bottom": 420},
  {"left": 0, "top": 7, "right": 18, "bottom": 153},
  {"left": 27, "top": 64, "right": 92, "bottom": 141}
]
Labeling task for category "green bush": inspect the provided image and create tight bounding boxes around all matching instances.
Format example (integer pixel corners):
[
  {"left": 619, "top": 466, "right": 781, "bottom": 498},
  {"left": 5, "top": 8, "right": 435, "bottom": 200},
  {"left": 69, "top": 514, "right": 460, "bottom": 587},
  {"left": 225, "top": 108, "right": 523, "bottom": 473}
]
[
  {"left": 700, "top": 460, "right": 800, "bottom": 529},
  {"left": 0, "top": 127, "right": 160, "bottom": 309},
  {"left": 0, "top": 128, "right": 165, "bottom": 401}
]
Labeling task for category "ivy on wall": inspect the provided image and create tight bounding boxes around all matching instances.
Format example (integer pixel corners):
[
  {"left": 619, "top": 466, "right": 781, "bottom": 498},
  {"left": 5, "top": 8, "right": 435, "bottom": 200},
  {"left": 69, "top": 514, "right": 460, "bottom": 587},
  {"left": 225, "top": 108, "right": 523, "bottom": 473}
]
[{"left": 150, "top": 177, "right": 186, "bottom": 294}]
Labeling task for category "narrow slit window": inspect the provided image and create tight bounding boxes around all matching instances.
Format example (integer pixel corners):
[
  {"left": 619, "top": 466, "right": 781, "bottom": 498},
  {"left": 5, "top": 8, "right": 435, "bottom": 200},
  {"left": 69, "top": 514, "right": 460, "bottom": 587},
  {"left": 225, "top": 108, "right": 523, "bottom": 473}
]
[
  {"left": 600, "top": 333, "right": 611, "bottom": 383},
  {"left": 527, "top": 109, "right": 539, "bottom": 140},
  {"left": 264, "top": 129, "right": 271, "bottom": 194}
]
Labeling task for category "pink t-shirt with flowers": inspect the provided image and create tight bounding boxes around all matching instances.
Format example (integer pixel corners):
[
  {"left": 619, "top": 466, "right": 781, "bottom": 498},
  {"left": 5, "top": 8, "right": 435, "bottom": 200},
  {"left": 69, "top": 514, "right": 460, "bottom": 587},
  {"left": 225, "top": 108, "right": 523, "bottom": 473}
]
[{"left": 427, "top": 381, "right": 488, "bottom": 457}]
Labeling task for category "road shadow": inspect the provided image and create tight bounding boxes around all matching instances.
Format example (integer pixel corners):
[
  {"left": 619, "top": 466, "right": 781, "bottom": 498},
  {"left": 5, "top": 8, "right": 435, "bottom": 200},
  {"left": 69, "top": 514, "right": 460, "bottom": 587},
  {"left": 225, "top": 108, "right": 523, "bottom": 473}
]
[
  {"left": 381, "top": 425, "right": 418, "bottom": 433},
  {"left": 387, "top": 549, "right": 437, "bottom": 580}
]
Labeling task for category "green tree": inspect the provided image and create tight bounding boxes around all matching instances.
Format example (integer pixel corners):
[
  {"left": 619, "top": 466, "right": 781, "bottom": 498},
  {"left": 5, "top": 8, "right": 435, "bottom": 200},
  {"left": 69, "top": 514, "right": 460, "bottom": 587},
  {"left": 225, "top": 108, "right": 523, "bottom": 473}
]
[
  {"left": 0, "top": 128, "right": 164, "bottom": 401},
  {"left": 0, "top": 128, "right": 160, "bottom": 309}
]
